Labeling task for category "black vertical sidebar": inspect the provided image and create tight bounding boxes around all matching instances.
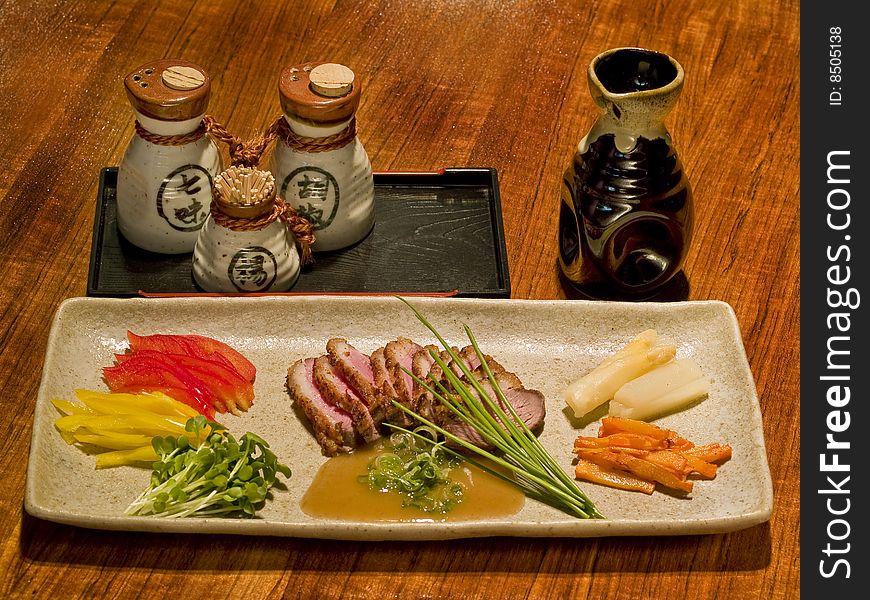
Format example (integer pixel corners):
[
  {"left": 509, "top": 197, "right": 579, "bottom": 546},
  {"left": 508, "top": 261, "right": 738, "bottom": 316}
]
[{"left": 801, "top": 2, "right": 868, "bottom": 596}]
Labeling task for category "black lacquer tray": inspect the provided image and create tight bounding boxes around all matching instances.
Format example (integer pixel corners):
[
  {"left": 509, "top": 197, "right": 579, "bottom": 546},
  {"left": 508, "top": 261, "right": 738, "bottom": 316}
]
[{"left": 87, "top": 167, "right": 510, "bottom": 298}]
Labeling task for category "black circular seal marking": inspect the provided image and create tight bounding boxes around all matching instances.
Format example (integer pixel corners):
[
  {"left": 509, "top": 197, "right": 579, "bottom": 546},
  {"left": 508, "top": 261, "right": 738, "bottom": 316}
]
[
  {"left": 227, "top": 246, "right": 278, "bottom": 292},
  {"left": 280, "top": 166, "right": 340, "bottom": 230},
  {"left": 156, "top": 164, "right": 213, "bottom": 232}
]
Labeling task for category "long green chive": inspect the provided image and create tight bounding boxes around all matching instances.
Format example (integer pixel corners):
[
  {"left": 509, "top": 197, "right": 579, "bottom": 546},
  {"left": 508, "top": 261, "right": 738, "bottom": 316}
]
[{"left": 395, "top": 298, "right": 603, "bottom": 519}]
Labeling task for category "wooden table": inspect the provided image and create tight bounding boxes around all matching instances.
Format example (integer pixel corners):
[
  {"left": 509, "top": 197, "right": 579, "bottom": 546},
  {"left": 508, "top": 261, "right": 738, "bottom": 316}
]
[{"left": 0, "top": 1, "right": 799, "bottom": 597}]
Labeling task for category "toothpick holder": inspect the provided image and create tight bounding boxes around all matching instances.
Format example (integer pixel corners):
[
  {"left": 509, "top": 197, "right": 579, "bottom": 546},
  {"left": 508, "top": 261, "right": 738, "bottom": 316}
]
[{"left": 192, "top": 166, "right": 301, "bottom": 292}]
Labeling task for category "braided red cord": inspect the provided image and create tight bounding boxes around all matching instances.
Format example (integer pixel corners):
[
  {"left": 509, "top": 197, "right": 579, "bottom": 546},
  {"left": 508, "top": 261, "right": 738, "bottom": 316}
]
[
  {"left": 210, "top": 196, "right": 315, "bottom": 266},
  {"left": 274, "top": 117, "right": 356, "bottom": 153},
  {"left": 134, "top": 120, "right": 206, "bottom": 145}
]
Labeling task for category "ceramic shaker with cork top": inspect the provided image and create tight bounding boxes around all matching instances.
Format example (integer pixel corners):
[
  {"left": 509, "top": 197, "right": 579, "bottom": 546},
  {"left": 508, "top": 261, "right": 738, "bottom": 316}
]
[
  {"left": 192, "top": 166, "right": 302, "bottom": 293},
  {"left": 269, "top": 62, "right": 374, "bottom": 252},
  {"left": 117, "top": 59, "right": 223, "bottom": 254}
]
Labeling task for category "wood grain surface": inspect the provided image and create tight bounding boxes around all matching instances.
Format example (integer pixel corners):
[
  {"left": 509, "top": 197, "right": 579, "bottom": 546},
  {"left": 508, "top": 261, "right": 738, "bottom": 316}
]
[{"left": 0, "top": 0, "right": 799, "bottom": 598}]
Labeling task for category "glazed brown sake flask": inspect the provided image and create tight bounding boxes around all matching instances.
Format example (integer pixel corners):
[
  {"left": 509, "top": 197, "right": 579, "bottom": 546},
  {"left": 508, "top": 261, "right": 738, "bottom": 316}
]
[{"left": 558, "top": 47, "right": 693, "bottom": 298}]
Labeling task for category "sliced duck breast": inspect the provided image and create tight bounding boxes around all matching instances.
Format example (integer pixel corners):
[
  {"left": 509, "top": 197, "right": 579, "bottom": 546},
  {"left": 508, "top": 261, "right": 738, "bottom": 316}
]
[
  {"left": 384, "top": 337, "right": 423, "bottom": 426},
  {"left": 458, "top": 346, "right": 507, "bottom": 379},
  {"left": 459, "top": 345, "right": 483, "bottom": 372},
  {"left": 314, "top": 355, "right": 382, "bottom": 443},
  {"left": 415, "top": 347, "right": 458, "bottom": 424},
  {"left": 286, "top": 358, "right": 357, "bottom": 456},
  {"left": 326, "top": 338, "right": 385, "bottom": 424},
  {"left": 441, "top": 379, "right": 546, "bottom": 450},
  {"left": 411, "top": 344, "right": 440, "bottom": 421},
  {"left": 290, "top": 337, "right": 545, "bottom": 455},
  {"left": 422, "top": 347, "right": 452, "bottom": 386},
  {"left": 420, "top": 348, "right": 508, "bottom": 421},
  {"left": 471, "top": 361, "right": 518, "bottom": 388},
  {"left": 431, "top": 363, "right": 546, "bottom": 450},
  {"left": 369, "top": 347, "right": 397, "bottom": 420},
  {"left": 428, "top": 346, "right": 502, "bottom": 382}
]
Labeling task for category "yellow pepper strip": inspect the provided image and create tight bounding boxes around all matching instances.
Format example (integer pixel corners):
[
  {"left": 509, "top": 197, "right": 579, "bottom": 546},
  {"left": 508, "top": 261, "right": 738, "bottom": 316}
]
[
  {"left": 51, "top": 398, "right": 95, "bottom": 415},
  {"left": 95, "top": 446, "right": 160, "bottom": 469},
  {"left": 74, "top": 432, "right": 155, "bottom": 450},
  {"left": 138, "top": 391, "right": 200, "bottom": 418},
  {"left": 54, "top": 413, "right": 188, "bottom": 436},
  {"left": 56, "top": 428, "right": 77, "bottom": 445},
  {"left": 74, "top": 389, "right": 198, "bottom": 419},
  {"left": 53, "top": 389, "right": 215, "bottom": 469}
]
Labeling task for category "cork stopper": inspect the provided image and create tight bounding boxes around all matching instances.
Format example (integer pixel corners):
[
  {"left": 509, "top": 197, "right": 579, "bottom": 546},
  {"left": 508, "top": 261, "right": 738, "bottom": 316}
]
[
  {"left": 124, "top": 59, "right": 211, "bottom": 121},
  {"left": 278, "top": 61, "right": 360, "bottom": 123},
  {"left": 213, "top": 167, "right": 276, "bottom": 219},
  {"left": 162, "top": 66, "right": 206, "bottom": 90},
  {"left": 309, "top": 63, "right": 355, "bottom": 97}
]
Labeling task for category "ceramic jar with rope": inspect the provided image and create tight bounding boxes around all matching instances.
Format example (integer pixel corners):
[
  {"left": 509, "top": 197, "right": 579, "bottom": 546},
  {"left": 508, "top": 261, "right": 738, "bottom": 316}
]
[
  {"left": 192, "top": 166, "right": 310, "bottom": 292},
  {"left": 117, "top": 60, "right": 223, "bottom": 254},
  {"left": 269, "top": 62, "right": 375, "bottom": 252}
]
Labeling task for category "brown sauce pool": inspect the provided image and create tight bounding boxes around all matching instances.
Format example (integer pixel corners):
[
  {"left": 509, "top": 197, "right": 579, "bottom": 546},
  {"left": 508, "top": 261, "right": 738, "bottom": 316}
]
[{"left": 301, "top": 441, "right": 525, "bottom": 522}]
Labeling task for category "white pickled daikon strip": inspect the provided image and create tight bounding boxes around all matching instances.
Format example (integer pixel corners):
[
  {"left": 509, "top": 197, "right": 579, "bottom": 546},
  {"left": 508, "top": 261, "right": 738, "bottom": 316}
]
[
  {"left": 609, "top": 357, "right": 709, "bottom": 420},
  {"left": 598, "top": 329, "right": 658, "bottom": 368},
  {"left": 561, "top": 330, "right": 676, "bottom": 419}
]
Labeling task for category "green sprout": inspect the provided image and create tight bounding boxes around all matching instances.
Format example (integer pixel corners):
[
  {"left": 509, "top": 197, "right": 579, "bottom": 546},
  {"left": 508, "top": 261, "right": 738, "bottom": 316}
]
[{"left": 126, "top": 416, "right": 291, "bottom": 518}]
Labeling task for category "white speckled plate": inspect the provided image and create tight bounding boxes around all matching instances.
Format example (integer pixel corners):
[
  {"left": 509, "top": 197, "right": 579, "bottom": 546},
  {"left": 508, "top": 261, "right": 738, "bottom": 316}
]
[{"left": 25, "top": 296, "right": 772, "bottom": 540}]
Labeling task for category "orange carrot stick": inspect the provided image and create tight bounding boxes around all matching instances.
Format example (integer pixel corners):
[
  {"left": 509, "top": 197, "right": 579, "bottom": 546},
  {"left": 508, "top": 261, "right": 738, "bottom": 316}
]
[
  {"left": 574, "top": 459, "right": 655, "bottom": 494},
  {"left": 683, "top": 443, "right": 733, "bottom": 463},
  {"left": 614, "top": 453, "right": 694, "bottom": 493},
  {"left": 599, "top": 416, "right": 694, "bottom": 449},
  {"left": 574, "top": 432, "right": 668, "bottom": 451},
  {"left": 681, "top": 454, "right": 718, "bottom": 478},
  {"left": 644, "top": 450, "right": 688, "bottom": 475}
]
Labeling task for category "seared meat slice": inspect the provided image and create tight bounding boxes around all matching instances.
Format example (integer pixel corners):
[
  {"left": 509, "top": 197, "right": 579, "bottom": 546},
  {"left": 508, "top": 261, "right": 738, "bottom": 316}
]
[
  {"left": 471, "top": 360, "right": 517, "bottom": 387},
  {"left": 369, "top": 347, "right": 397, "bottom": 420},
  {"left": 314, "top": 355, "right": 381, "bottom": 443},
  {"left": 435, "top": 369, "right": 546, "bottom": 450},
  {"left": 384, "top": 337, "right": 422, "bottom": 426},
  {"left": 421, "top": 347, "right": 451, "bottom": 389},
  {"left": 428, "top": 346, "right": 504, "bottom": 381},
  {"left": 460, "top": 346, "right": 507, "bottom": 378},
  {"left": 290, "top": 336, "right": 544, "bottom": 455},
  {"left": 326, "top": 338, "right": 384, "bottom": 424},
  {"left": 417, "top": 346, "right": 508, "bottom": 421},
  {"left": 459, "top": 345, "right": 483, "bottom": 372},
  {"left": 286, "top": 358, "right": 357, "bottom": 456},
  {"left": 442, "top": 386, "right": 546, "bottom": 449},
  {"left": 411, "top": 344, "right": 440, "bottom": 421}
]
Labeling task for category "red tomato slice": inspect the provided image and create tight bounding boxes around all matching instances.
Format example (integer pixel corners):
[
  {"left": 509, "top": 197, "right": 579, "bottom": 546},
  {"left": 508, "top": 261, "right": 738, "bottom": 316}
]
[
  {"left": 103, "top": 354, "right": 220, "bottom": 416},
  {"left": 127, "top": 332, "right": 256, "bottom": 382}
]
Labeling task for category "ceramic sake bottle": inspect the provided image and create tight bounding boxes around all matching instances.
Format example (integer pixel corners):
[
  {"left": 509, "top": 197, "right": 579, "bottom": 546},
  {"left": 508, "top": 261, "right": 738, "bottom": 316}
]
[
  {"left": 192, "top": 166, "right": 300, "bottom": 292},
  {"left": 558, "top": 47, "right": 694, "bottom": 298},
  {"left": 117, "top": 59, "right": 223, "bottom": 254},
  {"left": 269, "top": 62, "right": 374, "bottom": 252}
]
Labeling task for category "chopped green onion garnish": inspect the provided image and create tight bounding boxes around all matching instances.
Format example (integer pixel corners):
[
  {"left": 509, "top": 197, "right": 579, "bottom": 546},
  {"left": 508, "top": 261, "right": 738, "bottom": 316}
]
[{"left": 360, "top": 425, "right": 465, "bottom": 513}]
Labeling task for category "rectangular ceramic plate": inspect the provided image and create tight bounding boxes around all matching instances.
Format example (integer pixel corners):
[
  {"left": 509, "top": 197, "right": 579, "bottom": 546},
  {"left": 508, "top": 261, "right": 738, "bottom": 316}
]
[
  {"left": 87, "top": 168, "right": 510, "bottom": 298},
  {"left": 25, "top": 296, "right": 772, "bottom": 540}
]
